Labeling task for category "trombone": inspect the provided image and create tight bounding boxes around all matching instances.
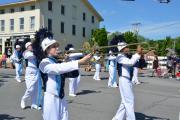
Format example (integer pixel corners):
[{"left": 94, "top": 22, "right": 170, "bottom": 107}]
[
  {"left": 95, "top": 42, "right": 148, "bottom": 50},
  {"left": 97, "top": 48, "right": 155, "bottom": 56},
  {"left": 61, "top": 42, "right": 149, "bottom": 54},
  {"left": 56, "top": 42, "right": 151, "bottom": 60}
]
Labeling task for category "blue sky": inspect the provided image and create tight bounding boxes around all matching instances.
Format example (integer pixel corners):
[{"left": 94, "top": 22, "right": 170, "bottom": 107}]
[
  {"left": 1, "top": 0, "right": 180, "bottom": 40},
  {"left": 89, "top": 0, "right": 180, "bottom": 40}
]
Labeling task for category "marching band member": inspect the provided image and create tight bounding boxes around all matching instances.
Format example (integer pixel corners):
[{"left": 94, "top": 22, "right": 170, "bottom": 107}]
[
  {"left": 65, "top": 44, "right": 84, "bottom": 97},
  {"left": 11, "top": 44, "right": 23, "bottom": 82},
  {"left": 132, "top": 61, "right": 141, "bottom": 85},
  {"left": 108, "top": 50, "right": 118, "bottom": 88},
  {"left": 93, "top": 50, "right": 101, "bottom": 81},
  {"left": 20, "top": 40, "right": 42, "bottom": 110},
  {"left": 34, "top": 28, "right": 91, "bottom": 120},
  {"left": 112, "top": 42, "right": 143, "bottom": 120}
]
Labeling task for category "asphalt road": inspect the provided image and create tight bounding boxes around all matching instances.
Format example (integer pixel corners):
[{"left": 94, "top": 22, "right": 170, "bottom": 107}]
[{"left": 0, "top": 68, "right": 180, "bottom": 120}]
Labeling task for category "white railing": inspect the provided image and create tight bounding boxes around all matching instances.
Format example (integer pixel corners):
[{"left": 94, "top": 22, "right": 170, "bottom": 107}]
[{"left": 146, "top": 56, "right": 167, "bottom": 69}]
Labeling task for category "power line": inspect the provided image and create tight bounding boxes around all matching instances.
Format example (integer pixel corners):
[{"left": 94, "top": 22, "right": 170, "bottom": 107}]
[
  {"left": 142, "top": 22, "right": 180, "bottom": 32},
  {"left": 121, "top": 0, "right": 170, "bottom": 3}
]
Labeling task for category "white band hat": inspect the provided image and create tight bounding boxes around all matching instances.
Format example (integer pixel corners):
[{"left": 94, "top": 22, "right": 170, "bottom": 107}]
[
  {"left": 69, "top": 47, "right": 75, "bottom": 51},
  {"left": 16, "top": 45, "right": 21, "bottom": 49},
  {"left": 41, "top": 38, "right": 58, "bottom": 51},
  {"left": 117, "top": 42, "right": 128, "bottom": 51},
  {"left": 109, "top": 50, "right": 113, "bottom": 54},
  {"left": 25, "top": 42, "right": 32, "bottom": 49}
]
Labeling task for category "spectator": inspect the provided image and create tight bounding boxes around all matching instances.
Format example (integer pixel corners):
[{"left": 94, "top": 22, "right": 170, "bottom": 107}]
[
  {"left": 167, "top": 56, "right": 173, "bottom": 78},
  {"left": 138, "top": 55, "right": 147, "bottom": 72},
  {"left": 176, "top": 63, "right": 180, "bottom": 80},
  {"left": 7, "top": 48, "right": 12, "bottom": 58},
  {"left": 152, "top": 55, "right": 160, "bottom": 77},
  {"left": 153, "top": 55, "right": 159, "bottom": 70},
  {"left": 172, "top": 56, "right": 177, "bottom": 78},
  {"left": 1, "top": 53, "right": 7, "bottom": 68}
]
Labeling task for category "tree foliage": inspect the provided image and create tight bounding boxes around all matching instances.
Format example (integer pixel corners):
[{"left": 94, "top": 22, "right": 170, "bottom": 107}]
[
  {"left": 90, "top": 29, "right": 180, "bottom": 57},
  {"left": 123, "top": 31, "right": 138, "bottom": 44},
  {"left": 92, "top": 28, "right": 108, "bottom": 47},
  {"left": 107, "top": 32, "right": 121, "bottom": 41},
  {"left": 123, "top": 31, "right": 138, "bottom": 49}
]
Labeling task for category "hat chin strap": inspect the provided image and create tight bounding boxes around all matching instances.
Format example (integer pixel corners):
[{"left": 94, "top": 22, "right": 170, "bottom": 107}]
[{"left": 47, "top": 54, "right": 53, "bottom": 57}]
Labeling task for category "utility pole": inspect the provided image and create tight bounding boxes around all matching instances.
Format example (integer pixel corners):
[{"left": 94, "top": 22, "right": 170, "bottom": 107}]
[{"left": 131, "top": 22, "right": 141, "bottom": 35}]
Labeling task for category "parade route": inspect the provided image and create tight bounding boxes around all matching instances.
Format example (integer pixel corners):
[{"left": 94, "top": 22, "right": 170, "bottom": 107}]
[{"left": 0, "top": 68, "right": 180, "bottom": 120}]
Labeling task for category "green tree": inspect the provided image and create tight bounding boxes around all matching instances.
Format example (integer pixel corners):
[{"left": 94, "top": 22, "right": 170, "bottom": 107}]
[
  {"left": 175, "top": 37, "right": 180, "bottom": 56},
  {"left": 123, "top": 31, "right": 138, "bottom": 49},
  {"left": 107, "top": 31, "right": 121, "bottom": 41},
  {"left": 151, "top": 36, "right": 174, "bottom": 56},
  {"left": 92, "top": 28, "right": 108, "bottom": 47},
  {"left": 123, "top": 31, "right": 138, "bottom": 44}
]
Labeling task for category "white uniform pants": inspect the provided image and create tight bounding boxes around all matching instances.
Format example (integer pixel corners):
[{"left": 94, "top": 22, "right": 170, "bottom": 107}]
[
  {"left": 108, "top": 65, "right": 117, "bottom": 86},
  {"left": 69, "top": 75, "right": 80, "bottom": 94},
  {"left": 114, "top": 77, "right": 135, "bottom": 120},
  {"left": 15, "top": 63, "right": 23, "bottom": 80},
  {"left": 132, "top": 67, "right": 139, "bottom": 84},
  {"left": 43, "top": 92, "right": 68, "bottom": 120},
  {"left": 93, "top": 63, "right": 101, "bottom": 80},
  {"left": 21, "top": 67, "right": 39, "bottom": 105}
]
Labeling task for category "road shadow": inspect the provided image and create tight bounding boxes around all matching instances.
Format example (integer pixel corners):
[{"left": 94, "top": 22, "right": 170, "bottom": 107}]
[
  {"left": 135, "top": 81, "right": 149, "bottom": 85},
  {"left": 101, "top": 77, "right": 108, "bottom": 80},
  {"left": 81, "top": 74, "right": 94, "bottom": 77},
  {"left": 139, "top": 75, "right": 149, "bottom": 77},
  {"left": 0, "top": 114, "right": 25, "bottom": 120},
  {"left": 135, "top": 112, "right": 170, "bottom": 120},
  {"left": 77, "top": 90, "right": 101, "bottom": 95},
  {"left": 0, "top": 80, "right": 8, "bottom": 87},
  {"left": 0, "top": 75, "right": 14, "bottom": 79},
  {"left": 67, "top": 100, "right": 74, "bottom": 104}
]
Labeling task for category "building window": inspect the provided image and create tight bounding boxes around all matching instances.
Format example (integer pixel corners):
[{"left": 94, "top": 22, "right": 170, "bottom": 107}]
[
  {"left": 20, "top": 7, "right": 25, "bottom": 12},
  {"left": 61, "top": 22, "right": 64, "bottom": 33},
  {"left": 30, "top": 16, "right": 35, "bottom": 30},
  {"left": 92, "top": 16, "right": 95, "bottom": 23},
  {"left": 0, "top": 10, "right": 5, "bottom": 14},
  {"left": 30, "top": 5, "right": 35, "bottom": 10},
  {"left": 83, "top": 12, "right": 86, "bottom": 21},
  {"left": 10, "top": 9, "right": 15, "bottom": 13},
  {"left": 48, "top": 1, "right": 53, "bottom": 11},
  {"left": 72, "top": 25, "right": 76, "bottom": 36},
  {"left": 83, "top": 27, "right": 86, "bottom": 37},
  {"left": 10, "top": 19, "right": 14, "bottom": 31},
  {"left": 72, "top": 5, "right": 77, "bottom": 20},
  {"left": 0, "top": 20, "right": 5, "bottom": 31},
  {"left": 61, "top": 5, "right": 65, "bottom": 15},
  {"left": 19, "top": 18, "right": 24, "bottom": 31},
  {"left": 48, "top": 19, "right": 52, "bottom": 31}
]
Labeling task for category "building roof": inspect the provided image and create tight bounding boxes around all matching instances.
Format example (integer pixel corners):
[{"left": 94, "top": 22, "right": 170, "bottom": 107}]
[
  {"left": 0, "top": 0, "right": 36, "bottom": 8},
  {"left": 0, "top": 0, "right": 103, "bottom": 22},
  {"left": 81, "top": 0, "right": 104, "bottom": 22}
]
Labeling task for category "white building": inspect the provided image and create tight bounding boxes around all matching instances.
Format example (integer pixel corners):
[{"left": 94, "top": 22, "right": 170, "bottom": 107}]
[{"left": 0, "top": 0, "right": 103, "bottom": 54}]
